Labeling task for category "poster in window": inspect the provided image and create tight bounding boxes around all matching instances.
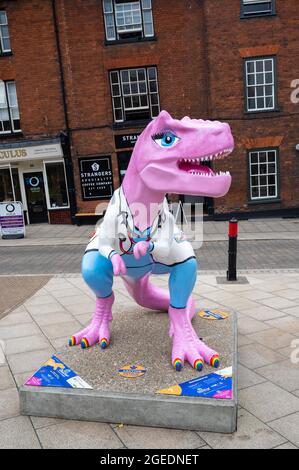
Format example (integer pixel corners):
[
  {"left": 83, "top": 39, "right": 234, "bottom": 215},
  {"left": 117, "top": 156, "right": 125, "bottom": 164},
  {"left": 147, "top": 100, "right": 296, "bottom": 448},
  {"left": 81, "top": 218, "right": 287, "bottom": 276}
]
[{"left": 79, "top": 156, "right": 114, "bottom": 200}]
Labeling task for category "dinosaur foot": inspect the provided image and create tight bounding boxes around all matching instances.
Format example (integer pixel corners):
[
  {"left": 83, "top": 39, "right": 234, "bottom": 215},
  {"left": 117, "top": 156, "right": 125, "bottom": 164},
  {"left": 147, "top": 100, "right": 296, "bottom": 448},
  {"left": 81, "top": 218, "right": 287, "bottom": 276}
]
[
  {"left": 169, "top": 306, "right": 220, "bottom": 372},
  {"left": 69, "top": 320, "right": 111, "bottom": 350},
  {"left": 68, "top": 294, "right": 114, "bottom": 350}
]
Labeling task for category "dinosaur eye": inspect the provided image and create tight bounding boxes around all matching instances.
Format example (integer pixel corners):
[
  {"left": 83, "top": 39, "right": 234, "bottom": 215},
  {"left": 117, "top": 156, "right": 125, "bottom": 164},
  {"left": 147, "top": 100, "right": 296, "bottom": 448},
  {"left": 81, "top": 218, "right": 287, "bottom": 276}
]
[{"left": 152, "top": 131, "right": 180, "bottom": 148}]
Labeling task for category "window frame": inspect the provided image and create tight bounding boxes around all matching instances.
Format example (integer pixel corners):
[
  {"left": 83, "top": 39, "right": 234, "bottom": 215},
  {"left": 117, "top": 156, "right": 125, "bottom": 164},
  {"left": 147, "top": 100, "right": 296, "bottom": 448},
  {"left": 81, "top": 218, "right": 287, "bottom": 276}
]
[
  {"left": 240, "top": 0, "right": 276, "bottom": 18},
  {"left": 109, "top": 65, "right": 160, "bottom": 125},
  {"left": 244, "top": 56, "right": 278, "bottom": 114},
  {"left": 0, "top": 80, "right": 21, "bottom": 135},
  {"left": 247, "top": 147, "right": 281, "bottom": 203},
  {"left": 0, "top": 10, "right": 12, "bottom": 55},
  {"left": 43, "top": 160, "right": 70, "bottom": 211},
  {"left": 102, "top": 0, "right": 155, "bottom": 44}
]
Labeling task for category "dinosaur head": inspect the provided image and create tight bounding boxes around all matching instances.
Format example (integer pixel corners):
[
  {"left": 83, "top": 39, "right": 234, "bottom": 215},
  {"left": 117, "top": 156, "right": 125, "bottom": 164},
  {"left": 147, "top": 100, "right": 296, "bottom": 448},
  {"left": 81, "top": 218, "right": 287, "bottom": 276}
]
[{"left": 130, "top": 110, "right": 234, "bottom": 198}]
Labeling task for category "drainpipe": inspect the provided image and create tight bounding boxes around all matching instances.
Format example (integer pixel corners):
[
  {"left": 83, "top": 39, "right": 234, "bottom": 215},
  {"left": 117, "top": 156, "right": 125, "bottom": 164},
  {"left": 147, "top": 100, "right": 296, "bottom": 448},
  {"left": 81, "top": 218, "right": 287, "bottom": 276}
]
[{"left": 51, "top": 0, "right": 77, "bottom": 223}]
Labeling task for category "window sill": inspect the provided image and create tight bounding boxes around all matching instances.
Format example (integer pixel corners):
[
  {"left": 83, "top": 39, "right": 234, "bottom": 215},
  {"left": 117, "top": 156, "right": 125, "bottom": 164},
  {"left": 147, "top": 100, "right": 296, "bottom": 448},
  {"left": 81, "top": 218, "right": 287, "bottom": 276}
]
[
  {"left": 112, "top": 119, "right": 151, "bottom": 130},
  {"left": 240, "top": 12, "right": 276, "bottom": 20},
  {"left": 104, "top": 36, "right": 157, "bottom": 46},
  {"left": 244, "top": 108, "right": 280, "bottom": 116},
  {"left": 48, "top": 206, "right": 70, "bottom": 211},
  {"left": 0, "top": 132, "right": 23, "bottom": 139},
  {"left": 0, "top": 51, "right": 13, "bottom": 57},
  {"left": 247, "top": 198, "right": 281, "bottom": 205}
]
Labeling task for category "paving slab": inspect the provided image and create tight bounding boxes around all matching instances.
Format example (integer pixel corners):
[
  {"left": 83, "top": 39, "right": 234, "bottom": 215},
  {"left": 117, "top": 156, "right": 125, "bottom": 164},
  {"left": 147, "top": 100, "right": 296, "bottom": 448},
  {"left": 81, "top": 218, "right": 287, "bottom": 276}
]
[
  {"left": 0, "top": 388, "right": 20, "bottom": 420},
  {"left": 198, "top": 408, "right": 286, "bottom": 449},
  {"left": 274, "top": 442, "right": 298, "bottom": 449},
  {"left": 20, "top": 305, "right": 237, "bottom": 433},
  {"left": 36, "top": 420, "right": 123, "bottom": 449},
  {"left": 4, "top": 335, "right": 51, "bottom": 355},
  {"left": 269, "top": 412, "right": 299, "bottom": 447},
  {"left": 0, "top": 365, "right": 15, "bottom": 391},
  {"left": 239, "top": 382, "right": 299, "bottom": 422},
  {"left": 246, "top": 329, "right": 297, "bottom": 350},
  {"left": 255, "top": 361, "right": 299, "bottom": 392},
  {"left": 238, "top": 343, "right": 284, "bottom": 369},
  {"left": 113, "top": 424, "right": 206, "bottom": 449},
  {"left": 0, "top": 416, "right": 41, "bottom": 449},
  {"left": 237, "top": 364, "right": 266, "bottom": 390},
  {"left": 7, "top": 348, "right": 55, "bottom": 375}
]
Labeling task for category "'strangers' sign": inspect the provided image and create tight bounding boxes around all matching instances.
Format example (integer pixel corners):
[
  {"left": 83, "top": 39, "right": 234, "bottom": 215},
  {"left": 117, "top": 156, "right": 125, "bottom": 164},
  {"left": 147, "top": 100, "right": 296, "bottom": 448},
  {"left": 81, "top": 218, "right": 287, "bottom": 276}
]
[
  {"left": 0, "top": 143, "right": 63, "bottom": 162},
  {"left": 79, "top": 156, "right": 114, "bottom": 200},
  {"left": 114, "top": 132, "right": 141, "bottom": 149}
]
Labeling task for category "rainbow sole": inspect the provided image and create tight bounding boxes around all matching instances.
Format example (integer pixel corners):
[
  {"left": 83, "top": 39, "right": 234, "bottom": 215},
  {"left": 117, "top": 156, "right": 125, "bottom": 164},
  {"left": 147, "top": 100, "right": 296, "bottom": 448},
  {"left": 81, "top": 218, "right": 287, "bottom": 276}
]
[
  {"left": 69, "top": 336, "right": 76, "bottom": 347},
  {"left": 194, "top": 359, "right": 204, "bottom": 371},
  {"left": 100, "top": 338, "right": 109, "bottom": 349},
  {"left": 210, "top": 355, "right": 220, "bottom": 368},
  {"left": 81, "top": 338, "right": 90, "bottom": 349},
  {"left": 173, "top": 358, "right": 183, "bottom": 371}
]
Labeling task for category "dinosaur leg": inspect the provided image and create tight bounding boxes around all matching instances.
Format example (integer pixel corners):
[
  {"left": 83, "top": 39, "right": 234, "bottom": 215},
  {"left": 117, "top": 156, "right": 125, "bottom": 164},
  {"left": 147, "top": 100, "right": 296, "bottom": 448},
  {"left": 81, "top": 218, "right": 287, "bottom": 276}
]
[
  {"left": 122, "top": 274, "right": 169, "bottom": 311},
  {"left": 168, "top": 257, "right": 220, "bottom": 372},
  {"left": 69, "top": 251, "right": 114, "bottom": 350}
]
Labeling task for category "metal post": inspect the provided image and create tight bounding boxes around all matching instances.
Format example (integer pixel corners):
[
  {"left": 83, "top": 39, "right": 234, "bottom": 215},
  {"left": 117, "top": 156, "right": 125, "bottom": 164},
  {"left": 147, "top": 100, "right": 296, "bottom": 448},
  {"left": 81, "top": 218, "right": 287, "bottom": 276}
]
[{"left": 227, "top": 218, "right": 238, "bottom": 281}]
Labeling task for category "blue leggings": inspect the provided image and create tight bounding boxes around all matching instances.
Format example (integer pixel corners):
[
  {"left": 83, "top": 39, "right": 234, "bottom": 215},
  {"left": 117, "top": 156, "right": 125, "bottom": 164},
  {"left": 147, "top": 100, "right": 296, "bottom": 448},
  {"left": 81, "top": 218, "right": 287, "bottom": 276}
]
[{"left": 82, "top": 251, "right": 197, "bottom": 309}]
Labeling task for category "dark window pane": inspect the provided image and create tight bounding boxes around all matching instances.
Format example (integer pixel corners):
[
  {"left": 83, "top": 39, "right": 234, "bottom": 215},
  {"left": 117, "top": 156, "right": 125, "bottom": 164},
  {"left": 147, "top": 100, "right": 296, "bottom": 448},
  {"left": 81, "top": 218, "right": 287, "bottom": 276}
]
[
  {"left": 46, "top": 163, "right": 69, "bottom": 208},
  {"left": 12, "top": 168, "right": 22, "bottom": 201},
  {"left": 260, "top": 176, "right": 267, "bottom": 185},
  {"left": 251, "top": 187, "right": 259, "bottom": 198},
  {"left": 250, "top": 153, "right": 258, "bottom": 163},
  {"left": 269, "top": 186, "right": 276, "bottom": 197},
  {"left": 0, "top": 168, "right": 13, "bottom": 201},
  {"left": 260, "top": 187, "right": 267, "bottom": 197},
  {"left": 260, "top": 164, "right": 267, "bottom": 174}
]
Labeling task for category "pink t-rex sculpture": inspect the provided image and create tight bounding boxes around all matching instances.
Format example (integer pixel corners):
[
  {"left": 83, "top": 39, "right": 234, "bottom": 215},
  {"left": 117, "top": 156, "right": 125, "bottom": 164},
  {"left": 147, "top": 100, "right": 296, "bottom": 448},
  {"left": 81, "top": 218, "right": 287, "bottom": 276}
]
[{"left": 69, "top": 111, "right": 234, "bottom": 372}]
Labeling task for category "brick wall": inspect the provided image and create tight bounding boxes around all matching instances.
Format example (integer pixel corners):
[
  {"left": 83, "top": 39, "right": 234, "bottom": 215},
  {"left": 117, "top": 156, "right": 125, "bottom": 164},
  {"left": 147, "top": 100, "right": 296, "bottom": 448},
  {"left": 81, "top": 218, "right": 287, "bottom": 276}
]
[
  {"left": 48, "top": 208, "right": 72, "bottom": 224},
  {"left": 1, "top": 0, "right": 298, "bottom": 220},
  {"left": 204, "top": 0, "right": 299, "bottom": 214}
]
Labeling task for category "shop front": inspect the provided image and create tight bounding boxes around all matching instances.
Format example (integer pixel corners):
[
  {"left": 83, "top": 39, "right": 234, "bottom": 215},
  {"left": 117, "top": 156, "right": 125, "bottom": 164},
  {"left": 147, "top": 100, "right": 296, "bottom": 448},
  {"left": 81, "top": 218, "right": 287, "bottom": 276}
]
[
  {"left": 114, "top": 132, "right": 141, "bottom": 183},
  {"left": 0, "top": 138, "right": 71, "bottom": 224}
]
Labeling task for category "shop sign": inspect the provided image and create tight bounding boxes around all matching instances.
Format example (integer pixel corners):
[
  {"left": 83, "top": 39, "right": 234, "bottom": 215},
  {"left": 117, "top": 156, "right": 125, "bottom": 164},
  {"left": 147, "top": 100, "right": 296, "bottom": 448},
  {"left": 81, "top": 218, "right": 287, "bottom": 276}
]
[
  {"left": 0, "top": 143, "right": 63, "bottom": 163},
  {"left": 0, "top": 201, "right": 25, "bottom": 239},
  {"left": 114, "top": 132, "right": 141, "bottom": 149},
  {"left": 79, "top": 156, "right": 114, "bottom": 200}
]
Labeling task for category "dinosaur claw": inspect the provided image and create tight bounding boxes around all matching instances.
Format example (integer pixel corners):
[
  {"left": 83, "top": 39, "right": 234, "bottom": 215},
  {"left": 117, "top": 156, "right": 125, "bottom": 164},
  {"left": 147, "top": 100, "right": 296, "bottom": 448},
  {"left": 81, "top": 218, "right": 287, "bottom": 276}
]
[
  {"left": 100, "top": 338, "right": 109, "bottom": 349},
  {"left": 210, "top": 355, "right": 220, "bottom": 368},
  {"left": 81, "top": 338, "right": 90, "bottom": 349},
  {"left": 194, "top": 359, "right": 204, "bottom": 371},
  {"left": 69, "top": 336, "right": 76, "bottom": 347},
  {"left": 173, "top": 358, "right": 183, "bottom": 371}
]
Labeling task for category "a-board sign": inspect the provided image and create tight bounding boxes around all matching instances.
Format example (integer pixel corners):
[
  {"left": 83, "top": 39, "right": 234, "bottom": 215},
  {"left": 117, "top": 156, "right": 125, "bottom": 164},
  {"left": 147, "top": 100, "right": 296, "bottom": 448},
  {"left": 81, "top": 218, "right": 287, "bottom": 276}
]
[{"left": 0, "top": 201, "right": 25, "bottom": 239}]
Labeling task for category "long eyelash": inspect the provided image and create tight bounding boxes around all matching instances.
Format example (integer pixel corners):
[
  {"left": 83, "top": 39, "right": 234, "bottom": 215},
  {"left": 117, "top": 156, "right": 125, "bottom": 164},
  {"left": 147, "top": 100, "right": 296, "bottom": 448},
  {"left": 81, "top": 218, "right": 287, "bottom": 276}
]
[
  {"left": 152, "top": 132, "right": 165, "bottom": 140},
  {"left": 152, "top": 130, "right": 179, "bottom": 141}
]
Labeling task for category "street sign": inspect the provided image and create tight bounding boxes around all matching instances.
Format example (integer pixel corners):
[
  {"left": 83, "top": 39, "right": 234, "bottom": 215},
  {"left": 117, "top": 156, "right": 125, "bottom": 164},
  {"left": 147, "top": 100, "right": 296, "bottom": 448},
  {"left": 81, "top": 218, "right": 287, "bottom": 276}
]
[{"left": 0, "top": 201, "right": 25, "bottom": 239}]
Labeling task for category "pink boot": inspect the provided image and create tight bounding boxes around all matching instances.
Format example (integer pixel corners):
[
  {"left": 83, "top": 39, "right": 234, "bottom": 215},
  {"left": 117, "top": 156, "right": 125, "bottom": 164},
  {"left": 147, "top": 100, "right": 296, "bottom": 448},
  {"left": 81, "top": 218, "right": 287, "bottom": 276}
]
[
  {"left": 69, "top": 294, "right": 114, "bottom": 350},
  {"left": 168, "top": 302, "right": 220, "bottom": 372}
]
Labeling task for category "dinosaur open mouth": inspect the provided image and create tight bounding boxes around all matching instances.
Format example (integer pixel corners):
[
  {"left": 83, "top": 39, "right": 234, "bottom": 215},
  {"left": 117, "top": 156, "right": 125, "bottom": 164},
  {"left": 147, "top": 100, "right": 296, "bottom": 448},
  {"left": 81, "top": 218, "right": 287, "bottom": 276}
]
[{"left": 177, "top": 148, "right": 233, "bottom": 177}]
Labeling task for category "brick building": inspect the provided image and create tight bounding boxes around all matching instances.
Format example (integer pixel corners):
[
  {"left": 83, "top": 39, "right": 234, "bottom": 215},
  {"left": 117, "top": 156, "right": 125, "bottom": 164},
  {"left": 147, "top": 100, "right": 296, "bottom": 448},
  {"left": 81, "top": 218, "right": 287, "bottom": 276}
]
[{"left": 0, "top": 0, "right": 298, "bottom": 225}]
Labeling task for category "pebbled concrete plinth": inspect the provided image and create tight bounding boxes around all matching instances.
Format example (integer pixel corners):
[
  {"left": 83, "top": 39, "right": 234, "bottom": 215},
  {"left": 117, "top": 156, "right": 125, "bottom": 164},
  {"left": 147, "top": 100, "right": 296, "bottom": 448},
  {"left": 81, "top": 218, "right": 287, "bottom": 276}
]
[{"left": 20, "top": 304, "right": 238, "bottom": 433}]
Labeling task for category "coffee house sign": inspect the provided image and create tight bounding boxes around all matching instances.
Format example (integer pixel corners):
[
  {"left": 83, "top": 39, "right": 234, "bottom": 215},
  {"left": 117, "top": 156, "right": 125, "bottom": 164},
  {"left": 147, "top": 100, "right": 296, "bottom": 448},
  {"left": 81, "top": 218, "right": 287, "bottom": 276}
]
[{"left": 0, "top": 142, "right": 63, "bottom": 163}]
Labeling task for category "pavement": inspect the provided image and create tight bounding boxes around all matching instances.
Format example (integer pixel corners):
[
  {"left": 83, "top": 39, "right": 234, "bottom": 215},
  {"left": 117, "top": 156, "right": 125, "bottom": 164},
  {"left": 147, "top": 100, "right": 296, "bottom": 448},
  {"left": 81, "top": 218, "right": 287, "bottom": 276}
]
[
  {"left": 0, "top": 217, "right": 299, "bottom": 247},
  {"left": 0, "top": 271, "right": 299, "bottom": 449},
  {"left": 0, "top": 217, "right": 299, "bottom": 449}
]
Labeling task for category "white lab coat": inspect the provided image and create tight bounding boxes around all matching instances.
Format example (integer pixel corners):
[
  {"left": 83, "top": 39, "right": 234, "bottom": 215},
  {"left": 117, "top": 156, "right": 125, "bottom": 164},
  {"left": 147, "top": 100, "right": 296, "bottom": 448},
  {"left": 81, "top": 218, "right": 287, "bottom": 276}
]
[{"left": 85, "top": 187, "right": 195, "bottom": 266}]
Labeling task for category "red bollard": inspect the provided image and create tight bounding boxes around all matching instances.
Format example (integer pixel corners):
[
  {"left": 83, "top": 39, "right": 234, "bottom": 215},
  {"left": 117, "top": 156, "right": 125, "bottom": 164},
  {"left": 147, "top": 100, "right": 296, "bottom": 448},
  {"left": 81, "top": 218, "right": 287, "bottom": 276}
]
[{"left": 227, "top": 218, "right": 238, "bottom": 281}]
